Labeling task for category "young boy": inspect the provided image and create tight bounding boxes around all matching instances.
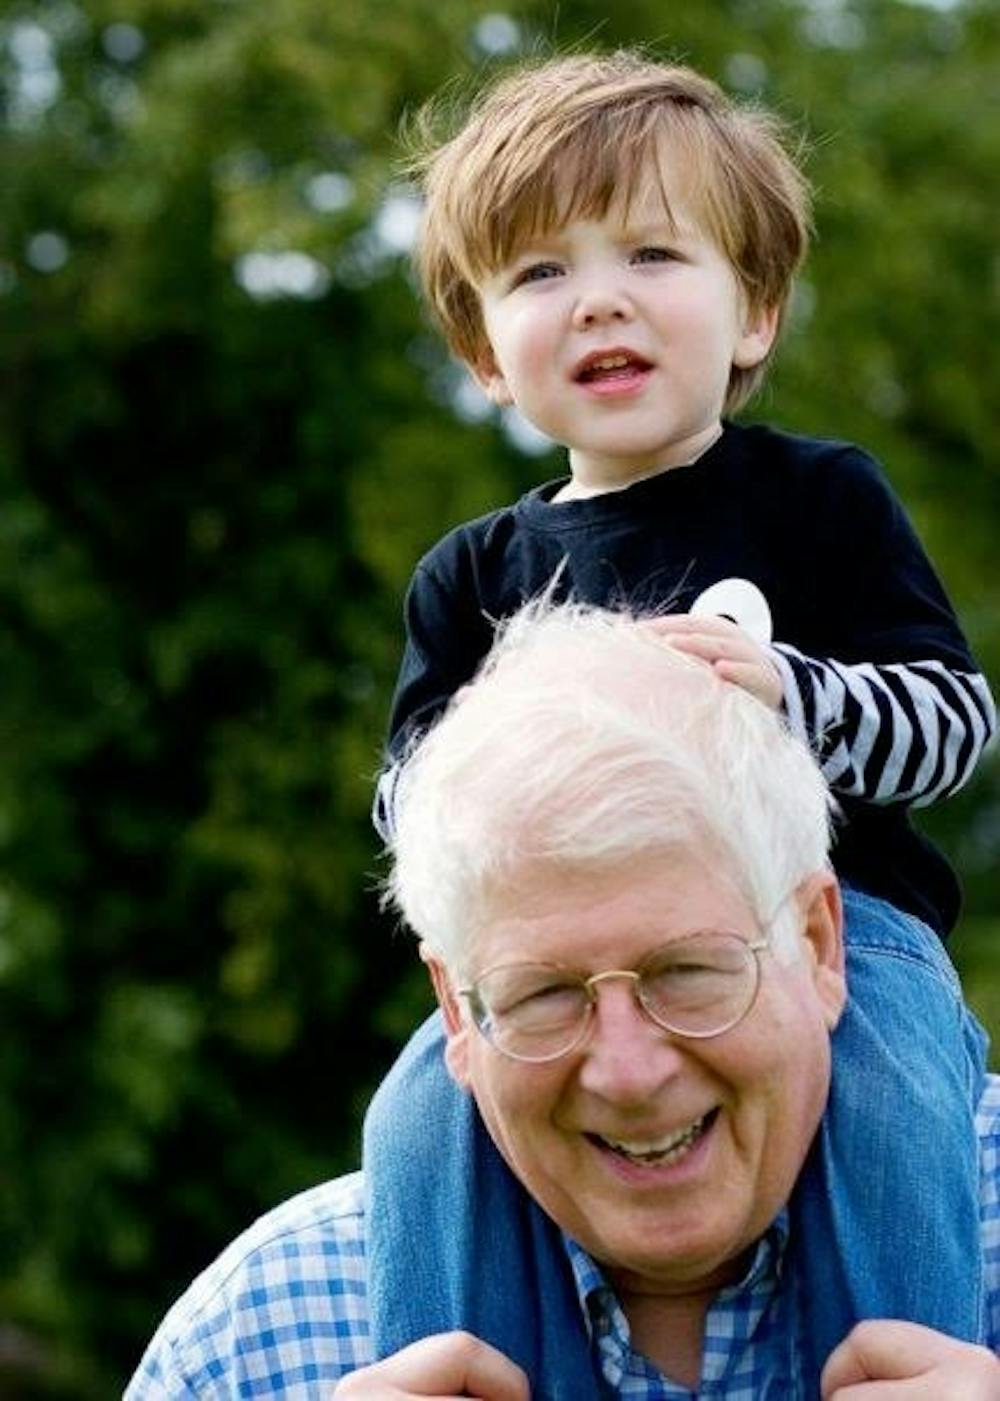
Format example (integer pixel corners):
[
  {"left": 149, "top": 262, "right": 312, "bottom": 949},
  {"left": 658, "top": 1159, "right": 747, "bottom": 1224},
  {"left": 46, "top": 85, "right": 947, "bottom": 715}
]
[{"left": 366, "top": 51, "right": 996, "bottom": 1394}]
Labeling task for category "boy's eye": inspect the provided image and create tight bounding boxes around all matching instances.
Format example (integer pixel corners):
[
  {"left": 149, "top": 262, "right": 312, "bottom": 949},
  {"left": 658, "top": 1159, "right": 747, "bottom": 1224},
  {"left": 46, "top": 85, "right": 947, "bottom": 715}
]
[
  {"left": 631, "top": 245, "right": 679, "bottom": 265},
  {"left": 511, "top": 261, "right": 563, "bottom": 287}
]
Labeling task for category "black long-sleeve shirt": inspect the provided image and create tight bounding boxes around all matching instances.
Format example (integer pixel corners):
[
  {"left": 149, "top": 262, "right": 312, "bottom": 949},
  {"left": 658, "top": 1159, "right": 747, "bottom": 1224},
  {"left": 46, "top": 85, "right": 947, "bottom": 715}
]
[{"left": 377, "top": 422, "right": 996, "bottom": 936}]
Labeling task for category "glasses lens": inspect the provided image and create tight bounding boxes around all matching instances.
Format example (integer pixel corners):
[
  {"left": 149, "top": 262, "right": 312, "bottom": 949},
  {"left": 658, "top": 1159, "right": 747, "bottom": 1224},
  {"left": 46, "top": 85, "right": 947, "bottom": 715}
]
[
  {"left": 469, "top": 964, "right": 589, "bottom": 1061},
  {"left": 639, "top": 932, "right": 757, "bottom": 1036}
]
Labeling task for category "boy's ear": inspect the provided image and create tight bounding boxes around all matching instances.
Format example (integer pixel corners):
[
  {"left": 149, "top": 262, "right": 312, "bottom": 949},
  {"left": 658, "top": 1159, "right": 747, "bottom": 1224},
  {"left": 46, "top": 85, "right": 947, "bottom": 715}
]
[
  {"left": 422, "top": 945, "right": 473, "bottom": 1090},
  {"left": 733, "top": 302, "right": 780, "bottom": 370},
  {"left": 469, "top": 350, "right": 514, "bottom": 407},
  {"left": 794, "top": 872, "right": 847, "bottom": 1031}
]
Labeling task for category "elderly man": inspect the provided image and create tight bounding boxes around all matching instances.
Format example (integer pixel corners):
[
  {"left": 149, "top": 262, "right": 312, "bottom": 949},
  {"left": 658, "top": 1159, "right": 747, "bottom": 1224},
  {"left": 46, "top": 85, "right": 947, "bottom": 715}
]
[{"left": 128, "top": 603, "right": 999, "bottom": 1398}]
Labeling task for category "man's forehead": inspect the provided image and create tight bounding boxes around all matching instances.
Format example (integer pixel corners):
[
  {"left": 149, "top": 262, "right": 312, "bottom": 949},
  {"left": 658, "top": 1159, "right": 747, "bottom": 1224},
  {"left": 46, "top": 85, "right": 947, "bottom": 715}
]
[{"left": 468, "top": 848, "right": 754, "bottom": 961}]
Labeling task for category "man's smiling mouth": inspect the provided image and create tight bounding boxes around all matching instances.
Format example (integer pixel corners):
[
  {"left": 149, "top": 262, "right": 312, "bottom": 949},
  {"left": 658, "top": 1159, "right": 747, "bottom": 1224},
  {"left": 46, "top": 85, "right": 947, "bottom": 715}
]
[{"left": 593, "top": 1109, "right": 717, "bottom": 1165}]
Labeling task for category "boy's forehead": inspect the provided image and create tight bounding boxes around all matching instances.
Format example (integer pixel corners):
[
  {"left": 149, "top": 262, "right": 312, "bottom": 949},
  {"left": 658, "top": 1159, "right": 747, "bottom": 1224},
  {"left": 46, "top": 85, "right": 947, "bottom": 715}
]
[{"left": 499, "top": 140, "right": 708, "bottom": 258}]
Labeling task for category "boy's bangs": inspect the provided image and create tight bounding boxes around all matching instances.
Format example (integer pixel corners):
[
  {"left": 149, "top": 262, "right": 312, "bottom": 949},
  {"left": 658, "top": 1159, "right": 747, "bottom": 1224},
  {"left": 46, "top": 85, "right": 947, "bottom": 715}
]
[{"left": 471, "top": 108, "right": 686, "bottom": 276}]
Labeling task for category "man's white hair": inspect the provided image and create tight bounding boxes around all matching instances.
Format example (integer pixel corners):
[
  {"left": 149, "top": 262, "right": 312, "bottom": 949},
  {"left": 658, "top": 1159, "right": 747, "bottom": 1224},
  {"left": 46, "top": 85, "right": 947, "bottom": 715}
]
[{"left": 386, "top": 600, "right": 834, "bottom": 971}]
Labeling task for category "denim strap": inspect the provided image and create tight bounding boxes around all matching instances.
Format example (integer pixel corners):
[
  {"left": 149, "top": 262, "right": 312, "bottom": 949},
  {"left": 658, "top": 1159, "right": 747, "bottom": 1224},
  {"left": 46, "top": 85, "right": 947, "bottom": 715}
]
[{"left": 364, "top": 1013, "right": 608, "bottom": 1399}]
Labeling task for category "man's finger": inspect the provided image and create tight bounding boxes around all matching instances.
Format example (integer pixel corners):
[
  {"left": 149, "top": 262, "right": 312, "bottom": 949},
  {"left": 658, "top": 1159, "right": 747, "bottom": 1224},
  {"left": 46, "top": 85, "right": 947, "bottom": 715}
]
[
  {"left": 821, "top": 1320, "right": 999, "bottom": 1398},
  {"left": 334, "top": 1330, "right": 530, "bottom": 1399}
]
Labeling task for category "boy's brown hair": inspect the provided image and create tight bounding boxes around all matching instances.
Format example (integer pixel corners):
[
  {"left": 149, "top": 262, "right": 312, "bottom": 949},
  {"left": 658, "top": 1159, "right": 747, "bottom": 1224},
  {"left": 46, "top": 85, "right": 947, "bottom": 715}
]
[{"left": 406, "top": 51, "right": 812, "bottom": 412}]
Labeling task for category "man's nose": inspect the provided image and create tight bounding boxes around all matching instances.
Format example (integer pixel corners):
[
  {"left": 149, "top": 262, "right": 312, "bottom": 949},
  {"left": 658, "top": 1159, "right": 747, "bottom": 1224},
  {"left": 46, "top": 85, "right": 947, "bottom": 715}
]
[
  {"left": 576, "top": 978, "right": 686, "bottom": 1104},
  {"left": 571, "top": 277, "right": 635, "bottom": 330}
]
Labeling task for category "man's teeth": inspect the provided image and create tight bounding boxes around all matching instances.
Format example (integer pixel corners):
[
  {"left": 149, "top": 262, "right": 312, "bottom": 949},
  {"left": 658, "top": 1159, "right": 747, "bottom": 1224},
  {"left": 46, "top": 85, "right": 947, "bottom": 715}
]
[{"left": 601, "top": 1114, "right": 709, "bottom": 1164}]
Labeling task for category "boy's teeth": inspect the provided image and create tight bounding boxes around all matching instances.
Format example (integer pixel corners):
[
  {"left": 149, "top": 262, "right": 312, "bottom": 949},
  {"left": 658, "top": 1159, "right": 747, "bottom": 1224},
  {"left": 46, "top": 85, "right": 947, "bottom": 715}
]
[{"left": 593, "top": 354, "right": 629, "bottom": 370}]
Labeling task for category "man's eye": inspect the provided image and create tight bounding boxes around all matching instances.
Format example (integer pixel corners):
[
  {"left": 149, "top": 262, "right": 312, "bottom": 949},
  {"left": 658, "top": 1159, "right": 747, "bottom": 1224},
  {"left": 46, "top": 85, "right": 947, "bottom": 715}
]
[
  {"left": 508, "top": 980, "right": 576, "bottom": 1010},
  {"left": 511, "top": 261, "right": 563, "bottom": 287},
  {"left": 632, "top": 246, "right": 678, "bottom": 265},
  {"left": 496, "top": 980, "right": 581, "bottom": 1026},
  {"left": 648, "top": 960, "right": 719, "bottom": 988}
]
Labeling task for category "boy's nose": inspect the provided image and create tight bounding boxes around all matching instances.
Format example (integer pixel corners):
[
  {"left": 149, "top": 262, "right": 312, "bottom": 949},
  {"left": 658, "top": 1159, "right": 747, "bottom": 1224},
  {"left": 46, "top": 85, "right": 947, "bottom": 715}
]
[{"left": 571, "top": 282, "right": 635, "bottom": 330}]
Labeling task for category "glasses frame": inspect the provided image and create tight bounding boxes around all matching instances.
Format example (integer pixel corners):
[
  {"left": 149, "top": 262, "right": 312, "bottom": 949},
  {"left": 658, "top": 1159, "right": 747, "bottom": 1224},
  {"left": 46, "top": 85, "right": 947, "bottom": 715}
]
[{"left": 458, "top": 929, "right": 772, "bottom": 1064}]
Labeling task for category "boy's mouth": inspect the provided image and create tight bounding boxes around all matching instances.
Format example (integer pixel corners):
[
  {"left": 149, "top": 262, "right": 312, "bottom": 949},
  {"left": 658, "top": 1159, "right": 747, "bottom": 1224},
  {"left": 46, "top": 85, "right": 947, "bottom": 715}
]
[{"left": 574, "top": 349, "right": 653, "bottom": 385}]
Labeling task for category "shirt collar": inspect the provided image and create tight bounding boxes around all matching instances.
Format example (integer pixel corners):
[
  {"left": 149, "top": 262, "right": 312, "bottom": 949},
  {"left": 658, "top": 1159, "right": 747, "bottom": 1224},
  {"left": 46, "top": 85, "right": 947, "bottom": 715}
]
[{"left": 560, "top": 1209, "right": 791, "bottom": 1342}]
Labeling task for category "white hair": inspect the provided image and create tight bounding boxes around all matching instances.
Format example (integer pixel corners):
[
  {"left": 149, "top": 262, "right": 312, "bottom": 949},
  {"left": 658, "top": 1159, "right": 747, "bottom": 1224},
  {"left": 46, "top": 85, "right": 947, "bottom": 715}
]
[{"left": 386, "top": 600, "right": 833, "bottom": 971}]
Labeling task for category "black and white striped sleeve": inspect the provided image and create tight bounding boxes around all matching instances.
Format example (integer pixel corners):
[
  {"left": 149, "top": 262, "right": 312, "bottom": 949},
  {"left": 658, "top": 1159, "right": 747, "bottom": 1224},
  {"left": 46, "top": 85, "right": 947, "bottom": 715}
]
[
  {"left": 772, "top": 643, "right": 997, "bottom": 808},
  {"left": 372, "top": 759, "right": 401, "bottom": 844}
]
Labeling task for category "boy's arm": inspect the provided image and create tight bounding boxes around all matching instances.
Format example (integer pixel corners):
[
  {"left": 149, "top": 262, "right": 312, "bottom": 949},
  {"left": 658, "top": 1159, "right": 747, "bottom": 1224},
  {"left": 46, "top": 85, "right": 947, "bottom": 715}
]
[
  {"left": 373, "top": 762, "right": 404, "bottom": 843},
  {"left": 648, "top": 569, "right": 996, "bottom": 812},
  {"left": 772, "top": 644, "right": 996, "bottom": 807},
  {"left": 679, "top": 444, "right": 997, "bottom": 810},
  {"left": 653, "top": 614, "right": 995, "bottom": 811},
  {"left": 777, "top": 444, "right": 998, "bottom": 808},
  {"left": 374, "top": 549, "right": 496, "bottom": 842}
]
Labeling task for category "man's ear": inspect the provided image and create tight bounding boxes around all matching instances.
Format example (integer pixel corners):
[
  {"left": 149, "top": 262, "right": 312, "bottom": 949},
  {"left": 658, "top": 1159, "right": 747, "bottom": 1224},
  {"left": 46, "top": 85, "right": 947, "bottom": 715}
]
[
  {"left": 795, "top": 872, "right": 847, "bottom": 1030},
  {"left": 468, "top": 350, "right": 514, "bottom": 407},
  {"left": 733, "top": 302, "right": 780, "bottom": 370},
  {"left": 422, "top": 945, "right": 473, "bottom": 1090}
]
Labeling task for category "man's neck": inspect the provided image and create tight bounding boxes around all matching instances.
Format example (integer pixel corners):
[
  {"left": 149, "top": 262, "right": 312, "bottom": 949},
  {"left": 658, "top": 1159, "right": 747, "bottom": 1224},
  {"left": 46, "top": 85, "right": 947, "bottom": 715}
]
[
  {"left": 618, "top": 1287, "right": 712, "bottom": 1389},
  {"left": 610, "top": 1240, "right": 752, "bottom": 1388}
]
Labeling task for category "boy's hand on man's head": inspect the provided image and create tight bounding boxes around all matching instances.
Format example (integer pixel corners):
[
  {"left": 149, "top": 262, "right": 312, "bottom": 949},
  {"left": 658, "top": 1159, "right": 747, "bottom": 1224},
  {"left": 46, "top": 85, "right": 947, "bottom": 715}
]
[{"left": 645, "top": 614, "right": 784, "bottom": 710}]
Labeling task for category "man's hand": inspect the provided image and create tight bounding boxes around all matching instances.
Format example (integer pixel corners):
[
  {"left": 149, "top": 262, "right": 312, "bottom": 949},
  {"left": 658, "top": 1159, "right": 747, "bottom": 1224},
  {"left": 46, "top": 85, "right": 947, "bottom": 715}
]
[
  {"left": 821, "top": 1320, "right": 1000, "bottom": 1398},
  {"left": 644, "top": 614, "right": 783, "bottom": 709},
  {"left": 332, "top": 1331, "right": 529, "bottom": 1399}
]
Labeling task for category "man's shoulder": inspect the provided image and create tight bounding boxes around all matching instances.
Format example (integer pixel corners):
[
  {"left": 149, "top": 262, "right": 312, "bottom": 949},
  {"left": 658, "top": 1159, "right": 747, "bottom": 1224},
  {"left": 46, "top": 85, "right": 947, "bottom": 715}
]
[
  {"left": 125, "top": 1172, "right": 368, "bottom": 1398},
  {"left": 165, "top": 1170, "right": 367, "bottom": 1316},
  {"left": 979, "top": 1074, "right": 1000, "bottom": 1157},
  {"left": 979, "top": 1076, "right": 1000, "bottom": 1354}
]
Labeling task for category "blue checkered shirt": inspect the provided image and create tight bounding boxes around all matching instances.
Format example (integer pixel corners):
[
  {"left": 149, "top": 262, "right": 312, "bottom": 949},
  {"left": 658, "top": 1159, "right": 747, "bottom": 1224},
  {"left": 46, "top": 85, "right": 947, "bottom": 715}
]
[{"left": 127, "top": 1076, "right": 1000, "bottom": 1398}]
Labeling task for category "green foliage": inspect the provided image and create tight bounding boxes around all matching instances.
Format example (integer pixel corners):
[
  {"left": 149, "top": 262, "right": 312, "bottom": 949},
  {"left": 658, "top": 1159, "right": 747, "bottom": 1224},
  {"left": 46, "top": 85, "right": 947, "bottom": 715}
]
[{"left": 1, "top": 0, "right": 997, "bottom": 1392}]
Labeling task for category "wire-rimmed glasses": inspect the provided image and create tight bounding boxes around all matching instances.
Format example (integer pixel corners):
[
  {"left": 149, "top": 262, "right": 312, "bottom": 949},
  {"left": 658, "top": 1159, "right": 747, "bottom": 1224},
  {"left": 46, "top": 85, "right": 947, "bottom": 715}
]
[{"left": 458, "top": 929, "right": 770, "bottom": 1064}]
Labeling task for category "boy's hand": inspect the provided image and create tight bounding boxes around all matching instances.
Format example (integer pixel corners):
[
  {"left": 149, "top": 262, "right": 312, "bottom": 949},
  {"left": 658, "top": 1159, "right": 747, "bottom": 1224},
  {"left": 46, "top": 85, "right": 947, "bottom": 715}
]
[
  {"left": 821, "top": 1320, "right": 1000, "bottom": 1398},
  {"left": 645, "top": 614, "right": 784, "bottom": 710},
  {"left": 332, "top": 1331, "right": 529, "bottom": 1399}
]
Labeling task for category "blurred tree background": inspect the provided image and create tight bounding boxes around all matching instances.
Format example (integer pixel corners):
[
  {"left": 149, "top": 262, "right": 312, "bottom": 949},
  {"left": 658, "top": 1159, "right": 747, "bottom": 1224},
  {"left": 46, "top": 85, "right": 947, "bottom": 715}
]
[{"left": 0, "top": 0, "right": 997, "bottom": 1392}]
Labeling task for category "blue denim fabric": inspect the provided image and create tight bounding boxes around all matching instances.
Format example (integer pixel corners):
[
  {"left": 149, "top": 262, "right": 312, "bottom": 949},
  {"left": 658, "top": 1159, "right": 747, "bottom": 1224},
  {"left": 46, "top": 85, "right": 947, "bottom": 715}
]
[
  {"left": 363, "top": 887, "right": 986, "bottom": 1397},
  {"left": 790, "top": 886, "right": 987, "bottom": 1382},
  {"left": 363, "top": 1013, "right": 605, "bottom": 1401}
]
